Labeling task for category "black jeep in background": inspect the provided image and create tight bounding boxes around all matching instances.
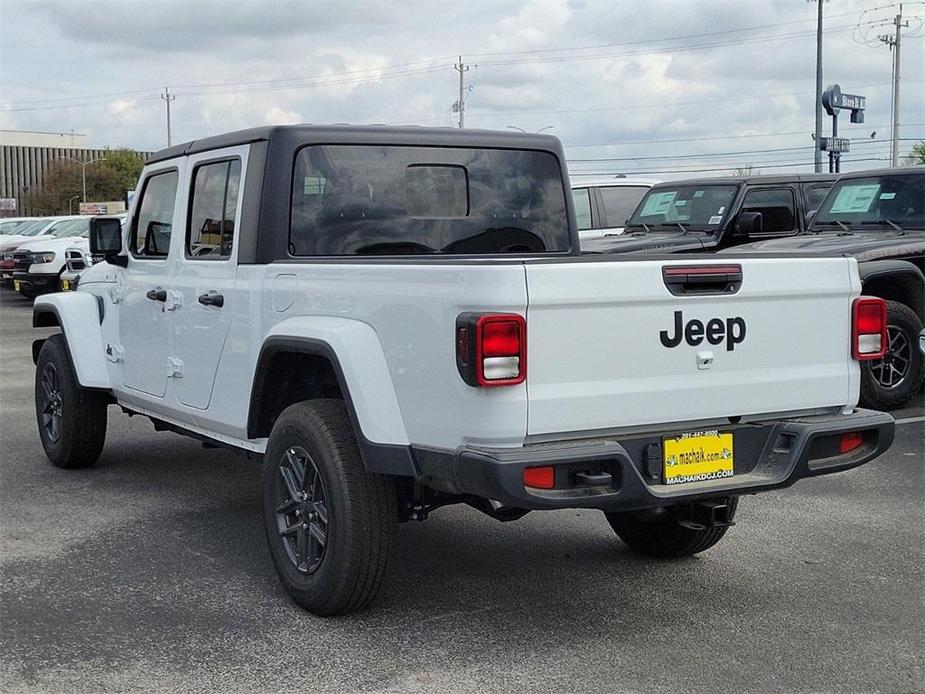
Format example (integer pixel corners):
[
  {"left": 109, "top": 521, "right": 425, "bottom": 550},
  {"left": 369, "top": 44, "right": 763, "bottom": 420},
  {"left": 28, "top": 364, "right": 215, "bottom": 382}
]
[
  {"left": 723, "top": 167, "right": 925, "bottom": 410},
  {"left": 581, "top": 173, "right": 838, "bottom": 254}
]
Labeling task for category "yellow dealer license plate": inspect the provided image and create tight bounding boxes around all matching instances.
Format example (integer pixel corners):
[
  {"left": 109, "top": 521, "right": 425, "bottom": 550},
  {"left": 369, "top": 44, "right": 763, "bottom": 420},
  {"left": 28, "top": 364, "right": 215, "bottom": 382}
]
[
  {"left": 60, "top": 279, "right": 70, "bottom": 291},
  {"left": 13, "top": 280, "right": 20, "bottom": 292},
  {"left": 663, "top": 430, "right": 734, "bottom": 485}
]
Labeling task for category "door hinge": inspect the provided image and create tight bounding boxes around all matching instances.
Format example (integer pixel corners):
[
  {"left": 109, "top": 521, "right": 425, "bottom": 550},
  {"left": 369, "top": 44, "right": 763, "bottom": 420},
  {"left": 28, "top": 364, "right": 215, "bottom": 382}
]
[
  {"left": 165, "top": 290, "right": 183, "bottom": 311},
  {"left": 105, "top": 344, "right": 124, "bottom": 364},
  {"left": 167, "top": 357, "right": 184, "bottom": 378},
  {"left": 109, "top": 286, "right": 123, "bottom": 304}
]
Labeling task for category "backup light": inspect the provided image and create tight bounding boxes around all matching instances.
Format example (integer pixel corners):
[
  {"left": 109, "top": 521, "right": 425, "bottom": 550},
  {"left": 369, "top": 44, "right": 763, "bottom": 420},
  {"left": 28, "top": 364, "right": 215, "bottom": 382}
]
[{"left": 851, "top": 297, "right": 887, "bottom": 360}]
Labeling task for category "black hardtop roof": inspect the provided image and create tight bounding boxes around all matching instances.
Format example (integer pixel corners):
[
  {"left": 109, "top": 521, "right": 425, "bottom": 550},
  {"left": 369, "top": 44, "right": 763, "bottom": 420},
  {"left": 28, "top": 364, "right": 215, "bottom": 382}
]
[
  {"left": 826, "top": 165, "right": 925, "bottom": 179},
  {"left": 147, "top": 123, "right": 564, "bottom": 164},
  {"left": 648, "top": 172, "right": 841, "bottom": 189}
]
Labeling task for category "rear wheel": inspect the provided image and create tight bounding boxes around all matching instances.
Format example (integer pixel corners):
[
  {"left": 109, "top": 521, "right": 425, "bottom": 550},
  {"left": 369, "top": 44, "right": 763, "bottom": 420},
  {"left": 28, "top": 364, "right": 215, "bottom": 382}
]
[
  {"left": 605, "top": 498, "right": 738, "bottom": 559},
  {"left": 261, "top": 400, "right": 397, "bottom": 616},
  {"left": 860, "top": 301, "right": 924, "bottom": 411},
  {"left": 34, "top": 334, "right": 108, "bottom": 468}
]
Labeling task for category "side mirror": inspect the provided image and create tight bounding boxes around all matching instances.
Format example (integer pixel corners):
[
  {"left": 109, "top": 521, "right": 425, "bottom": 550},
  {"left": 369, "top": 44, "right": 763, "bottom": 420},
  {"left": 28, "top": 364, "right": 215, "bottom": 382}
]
[
  {"left": 734, "top": 211, "right": 763, "bottom": 238},
  {"left": 89, "top": 216, "right": 124, "bottom": 264}
]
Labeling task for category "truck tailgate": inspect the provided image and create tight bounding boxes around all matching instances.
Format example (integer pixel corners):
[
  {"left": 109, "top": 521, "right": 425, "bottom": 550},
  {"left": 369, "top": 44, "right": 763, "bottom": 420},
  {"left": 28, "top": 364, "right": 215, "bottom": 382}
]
[{"left": 525, "top": 256, "right": 859, "bottom": 436}]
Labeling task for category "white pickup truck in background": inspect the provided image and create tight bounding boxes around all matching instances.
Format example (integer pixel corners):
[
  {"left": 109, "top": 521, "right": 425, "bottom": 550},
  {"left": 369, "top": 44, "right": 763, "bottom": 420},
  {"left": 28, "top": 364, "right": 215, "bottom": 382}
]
[{"left": 32, "top": 125, "right": 894, "bottom": 615}]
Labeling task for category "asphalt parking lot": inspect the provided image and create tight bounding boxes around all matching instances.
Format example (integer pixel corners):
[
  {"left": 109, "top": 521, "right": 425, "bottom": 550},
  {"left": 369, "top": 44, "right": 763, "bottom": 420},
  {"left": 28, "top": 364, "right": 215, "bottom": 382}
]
[{"left": 0, "top": 289, "right": 922, "bottom": 694}]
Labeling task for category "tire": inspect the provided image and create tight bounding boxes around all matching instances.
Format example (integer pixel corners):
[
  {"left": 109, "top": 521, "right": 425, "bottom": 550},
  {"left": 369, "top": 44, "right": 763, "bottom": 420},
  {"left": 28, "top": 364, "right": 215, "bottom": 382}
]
[
  {"left": 860, "top": 301, "right": 924, "bottom": 411},
  {"left": 605, "top": 497, "right": 738, "bottom": 559},
  {"left": 34, "top": 334, "right": 108, "bottom": 468},
  {"left": 261, "top": 399, "right": 397, "bottom": 616}
]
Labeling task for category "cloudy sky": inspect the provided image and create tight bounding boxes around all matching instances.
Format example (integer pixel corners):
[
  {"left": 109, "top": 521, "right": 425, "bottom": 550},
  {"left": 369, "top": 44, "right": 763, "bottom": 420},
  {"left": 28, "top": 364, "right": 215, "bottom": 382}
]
[{"left": 1, "top": 0, "right": 923, "bottom": 178}]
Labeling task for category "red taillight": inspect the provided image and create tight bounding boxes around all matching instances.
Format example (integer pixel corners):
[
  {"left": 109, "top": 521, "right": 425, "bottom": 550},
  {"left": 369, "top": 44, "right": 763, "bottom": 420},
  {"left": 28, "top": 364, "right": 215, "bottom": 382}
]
[
  {"left": 456, "top": 313, "right": 526, "bottom": 387},
  {"left": 839, "top": 432, "right": 865, "bottom": 454},
  {"left": 523, "top": 465, "right": 555, "bottom": 489},
  {"left": 852, "top": 297, "right": 887, "bottom": 360}
]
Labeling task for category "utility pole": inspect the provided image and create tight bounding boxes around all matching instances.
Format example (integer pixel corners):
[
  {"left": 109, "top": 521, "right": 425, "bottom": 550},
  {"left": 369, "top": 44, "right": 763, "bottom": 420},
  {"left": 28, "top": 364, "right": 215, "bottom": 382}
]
[
  {"left": 454, "top": 57, "right": 469, "bottom": 128},
  {"left": 813, "top": 0, "right": 824, "bottom": 173},
  {"left": 879, "top": 5, "right": 909, "bottom": 167},
  {"left": 161, "top": 87, "right": 176, "bottom": 147}
]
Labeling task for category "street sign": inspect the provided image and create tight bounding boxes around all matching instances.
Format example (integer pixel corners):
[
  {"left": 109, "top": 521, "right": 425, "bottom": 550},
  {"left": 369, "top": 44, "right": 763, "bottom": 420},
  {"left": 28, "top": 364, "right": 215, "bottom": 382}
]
[
  {"left": 0, "top": 198, "right": 16, "bottom": 211},
  {"left": 822, "top": 84, "right": 866, "bottom": 117},
  {"left": 819, "top": 137, "right": 851, "bottom": 153}
]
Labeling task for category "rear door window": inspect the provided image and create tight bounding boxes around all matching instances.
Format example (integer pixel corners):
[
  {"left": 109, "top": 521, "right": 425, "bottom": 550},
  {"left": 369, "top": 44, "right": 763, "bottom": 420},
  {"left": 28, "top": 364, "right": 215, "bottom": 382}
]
[
  {"left": 289, "top": 145, "right": 570, "bottom": 255},
  {"left": 741, "top": 188, "right": 797, "bottom": 234},
  {"left": 598, "top": 186, "right": 649, "bottom": 228},
  {"left": 187, "top": 159, "right": 241, "bottom": 259}
]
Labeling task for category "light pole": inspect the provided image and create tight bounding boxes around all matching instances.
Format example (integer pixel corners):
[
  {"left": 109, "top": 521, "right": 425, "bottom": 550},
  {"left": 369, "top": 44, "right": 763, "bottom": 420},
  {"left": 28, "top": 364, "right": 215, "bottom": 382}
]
[
  {"left": 68, "top": 195, "right": 79, "bottom": 214},
  {"left": 59, "top": 156, "right": 107, "bottom": 203}
]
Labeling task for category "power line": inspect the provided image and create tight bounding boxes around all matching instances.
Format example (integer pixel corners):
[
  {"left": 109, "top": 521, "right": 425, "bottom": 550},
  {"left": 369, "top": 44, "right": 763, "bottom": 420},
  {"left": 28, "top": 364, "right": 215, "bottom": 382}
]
[
  {"left": 565, "top": 138, "right": 918, "bottom": 163},
  {"left": 563, "top": 123, "right": 925, "bottom": 149}
]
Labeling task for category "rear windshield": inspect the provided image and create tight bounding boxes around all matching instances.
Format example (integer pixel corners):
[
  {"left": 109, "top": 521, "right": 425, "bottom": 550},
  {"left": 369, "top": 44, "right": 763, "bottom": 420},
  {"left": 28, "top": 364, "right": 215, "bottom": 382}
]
[
  {"left": 289, "top": 145, "right": 570, "bottom": 255},
  {"left": 813, "top": 173, "right": 924, "bottom": 230},
  {"left": 627, "top": 185, "right": 738, "bottom": 230}
]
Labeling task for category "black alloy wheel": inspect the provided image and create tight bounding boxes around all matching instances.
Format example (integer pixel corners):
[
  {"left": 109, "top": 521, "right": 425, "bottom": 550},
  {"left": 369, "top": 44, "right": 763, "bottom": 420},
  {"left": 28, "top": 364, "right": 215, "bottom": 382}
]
[
  {"left": 39, "top": 362, "right": 63, "bottom": 444},
  {"left": 274, "top": 445, "right": 330, "bottom": 575},
  {"left": 869, "top": 324, "right": 913, "bottom": 389}
]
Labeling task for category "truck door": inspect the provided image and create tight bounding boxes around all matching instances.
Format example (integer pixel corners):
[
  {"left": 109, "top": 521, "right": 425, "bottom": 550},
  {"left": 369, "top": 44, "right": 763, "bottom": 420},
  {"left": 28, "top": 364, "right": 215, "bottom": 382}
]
[
  {"left": 169, "top": 147, "right": 246, "bottom": 410},
  {"left": 118, "top": 167, "right": 181, "bottom": 398}
]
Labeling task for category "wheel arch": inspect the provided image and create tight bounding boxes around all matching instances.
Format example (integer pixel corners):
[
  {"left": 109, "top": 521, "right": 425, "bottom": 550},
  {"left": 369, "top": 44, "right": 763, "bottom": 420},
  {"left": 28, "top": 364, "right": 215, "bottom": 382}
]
[
  {"left": 247, "top": 321, "right": 416, "bottom": 477},
  {"left": 32, "top": 293, "right": 111, "bottom": 390},
  {"left": 859, "top": 260, "right": 925, "bottom": 322}
]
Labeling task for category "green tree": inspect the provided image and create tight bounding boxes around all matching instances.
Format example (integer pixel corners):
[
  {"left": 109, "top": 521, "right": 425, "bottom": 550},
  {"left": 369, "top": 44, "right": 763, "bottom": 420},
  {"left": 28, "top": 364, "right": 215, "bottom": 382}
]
[
  {"left": 906, "top": 141, "right": 925, "bottom": 166},
  {"left": 100, "top": 148, "right": 146, "bottom": 191},
  {"left": 25, "top": 148, "right": 147, "bottom": 215}
]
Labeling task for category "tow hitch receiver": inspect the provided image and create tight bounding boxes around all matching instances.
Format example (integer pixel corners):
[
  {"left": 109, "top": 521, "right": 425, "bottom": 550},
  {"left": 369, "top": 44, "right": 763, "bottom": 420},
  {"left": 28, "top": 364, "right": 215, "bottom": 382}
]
[{"left": 674, "top": 500, "right": 736, "bottom": 530}]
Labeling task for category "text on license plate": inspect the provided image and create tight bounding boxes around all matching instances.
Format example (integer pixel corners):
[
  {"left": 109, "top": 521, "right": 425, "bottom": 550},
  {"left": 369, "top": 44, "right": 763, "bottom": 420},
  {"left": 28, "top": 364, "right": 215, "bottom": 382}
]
[{"left": 663, "top": 430, "right": 734, "bottom": 485}]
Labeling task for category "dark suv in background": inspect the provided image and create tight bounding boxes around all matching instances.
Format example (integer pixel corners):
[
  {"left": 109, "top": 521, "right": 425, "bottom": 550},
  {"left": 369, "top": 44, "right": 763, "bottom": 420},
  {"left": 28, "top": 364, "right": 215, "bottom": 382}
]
[
  {"left": 582, "top": 173, "right": 838, "bottom": 254},
  {"left": 724, "top": 167, "right": 924, "bottom": 410}
]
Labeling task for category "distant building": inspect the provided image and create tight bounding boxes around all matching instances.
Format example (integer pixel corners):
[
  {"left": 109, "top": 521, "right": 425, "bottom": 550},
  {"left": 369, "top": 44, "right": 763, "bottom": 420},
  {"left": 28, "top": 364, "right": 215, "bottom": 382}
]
[{"left": 0, "top": 130, "right": 152, "bottom": 216}]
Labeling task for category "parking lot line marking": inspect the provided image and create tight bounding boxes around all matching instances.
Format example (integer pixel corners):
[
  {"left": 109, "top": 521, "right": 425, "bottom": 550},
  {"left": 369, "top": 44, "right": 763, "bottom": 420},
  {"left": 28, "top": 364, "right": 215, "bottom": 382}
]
[{"left": 894, "top": 415, "right": 925, "bottom": 425}]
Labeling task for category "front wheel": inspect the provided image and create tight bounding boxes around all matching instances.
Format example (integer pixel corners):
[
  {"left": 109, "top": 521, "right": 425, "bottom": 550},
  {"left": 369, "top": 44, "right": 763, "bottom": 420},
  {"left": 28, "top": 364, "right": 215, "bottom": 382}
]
[
  {"left": 34, "top": 334, "right": 108, "bottom": 468},
  {"left": 261, "top": 400, "right": 397, "bottom": 616},
  {"left": 860, "top": 301, "right": 924, "bottom": 411},
  {"left": 605, "top": 498, "right": 738, "bottom": 559}
]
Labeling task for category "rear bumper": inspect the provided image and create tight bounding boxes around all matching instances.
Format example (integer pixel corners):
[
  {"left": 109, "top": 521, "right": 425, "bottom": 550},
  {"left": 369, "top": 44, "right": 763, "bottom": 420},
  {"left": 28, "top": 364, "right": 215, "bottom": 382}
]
[{"left": 413, "top": 409, "right": 894, "bottom": 511}]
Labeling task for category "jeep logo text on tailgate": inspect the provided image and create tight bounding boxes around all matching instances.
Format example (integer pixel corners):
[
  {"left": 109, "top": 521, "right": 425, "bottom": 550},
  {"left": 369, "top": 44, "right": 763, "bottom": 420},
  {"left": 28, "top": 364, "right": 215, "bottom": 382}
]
[{"left": 660, "top": 311, "right": 746, "bottom": 351}]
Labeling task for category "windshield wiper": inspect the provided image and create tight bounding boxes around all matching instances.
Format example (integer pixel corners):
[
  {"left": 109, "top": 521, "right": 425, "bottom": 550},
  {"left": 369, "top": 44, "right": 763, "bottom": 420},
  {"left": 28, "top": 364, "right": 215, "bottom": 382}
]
[
  {"left": 654, "top": 222, "right": 689, "bottom": 235},
  {"left": 813, "top": 220, "right": 852, "bottom": 233},
  {"left": 860, "top": 219, "right": 904, "bottom": 235}
]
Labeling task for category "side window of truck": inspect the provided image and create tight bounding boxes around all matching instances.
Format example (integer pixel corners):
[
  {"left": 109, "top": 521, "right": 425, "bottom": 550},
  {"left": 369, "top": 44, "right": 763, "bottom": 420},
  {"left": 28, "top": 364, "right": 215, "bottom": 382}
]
[
  {"left": 187, "top": 159, "right": 241, "bottom": 259},
  {"left": 132, "top": 170, "right": 179, "bottom": 258},
  {"left": 572, "top": 188, "right": 592, "bottom": 230},
  {"left": 741, "top": 188, "right": 796, "bottom": 234},
  {"left": 804, "top": 184, "right": 832, "bottom": 213}
]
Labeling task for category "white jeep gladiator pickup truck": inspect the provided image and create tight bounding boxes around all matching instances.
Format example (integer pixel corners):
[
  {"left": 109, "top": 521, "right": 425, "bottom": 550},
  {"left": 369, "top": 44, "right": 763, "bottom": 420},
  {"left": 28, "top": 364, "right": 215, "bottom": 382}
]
[{"left": 32, "top": 125, "right": 895, "bottom": 616}]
